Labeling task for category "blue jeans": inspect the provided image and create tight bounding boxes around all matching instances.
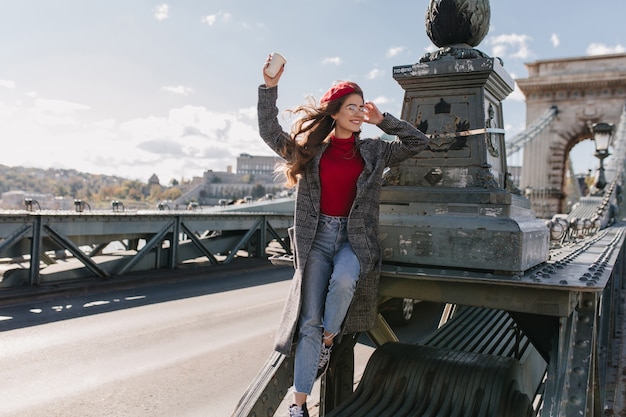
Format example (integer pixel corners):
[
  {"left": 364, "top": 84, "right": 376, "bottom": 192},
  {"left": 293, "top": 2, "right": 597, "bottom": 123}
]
[{"left": 293, "top": 214, "right": 361, "bottom": 395}]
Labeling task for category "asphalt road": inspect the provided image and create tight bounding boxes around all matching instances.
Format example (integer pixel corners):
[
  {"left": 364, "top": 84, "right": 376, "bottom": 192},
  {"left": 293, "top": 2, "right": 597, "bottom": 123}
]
[
  {"left": 0, "top": 261, "right": 444, "bottom": 417},
  {"left": 0, "top": 262, "right": 295, "bottom": 417}
]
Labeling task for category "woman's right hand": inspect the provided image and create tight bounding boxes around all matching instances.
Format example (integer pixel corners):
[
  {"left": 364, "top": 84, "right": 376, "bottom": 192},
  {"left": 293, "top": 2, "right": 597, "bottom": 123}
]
[{"left": 263, "top": 54, "right": 284, "bottom": 88}]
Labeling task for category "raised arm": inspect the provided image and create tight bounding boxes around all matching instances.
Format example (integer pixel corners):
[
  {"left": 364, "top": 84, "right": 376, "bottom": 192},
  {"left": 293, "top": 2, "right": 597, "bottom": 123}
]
[
  {"left": 258, "top": 55, "right": 291, "bottom": 159},
  {"left": 377, "top": 112, "right": 430, "bottom": 166}
]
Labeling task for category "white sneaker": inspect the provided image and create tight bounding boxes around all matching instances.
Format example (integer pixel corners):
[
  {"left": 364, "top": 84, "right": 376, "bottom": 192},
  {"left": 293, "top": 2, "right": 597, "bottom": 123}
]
[{"left": 288, "top": 403, "right": 309, "bottom": 417}]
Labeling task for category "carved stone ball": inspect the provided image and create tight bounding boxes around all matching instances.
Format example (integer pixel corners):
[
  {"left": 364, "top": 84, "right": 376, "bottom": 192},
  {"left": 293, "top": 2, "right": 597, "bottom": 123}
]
[{"left": 425, "top": 0, "right": 491, "bottom": 48}]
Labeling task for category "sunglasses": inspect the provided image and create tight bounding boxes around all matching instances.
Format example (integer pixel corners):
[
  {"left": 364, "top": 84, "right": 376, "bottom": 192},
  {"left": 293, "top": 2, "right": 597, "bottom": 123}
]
[{"left": 345, "top": 104, "right": 367, "bottom": 114}]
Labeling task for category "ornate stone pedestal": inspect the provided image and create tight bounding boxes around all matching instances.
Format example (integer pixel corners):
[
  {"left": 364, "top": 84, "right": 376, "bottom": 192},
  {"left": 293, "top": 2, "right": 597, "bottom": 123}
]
[{"left": 379, "top": 57, "right": 549, "bottom": 273}]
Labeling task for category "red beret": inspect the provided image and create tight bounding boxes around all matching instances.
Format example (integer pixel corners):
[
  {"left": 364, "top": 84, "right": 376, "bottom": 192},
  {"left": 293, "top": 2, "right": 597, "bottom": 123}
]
[{"left": 320, "top": 81, "right": 356, "bottom": 104}]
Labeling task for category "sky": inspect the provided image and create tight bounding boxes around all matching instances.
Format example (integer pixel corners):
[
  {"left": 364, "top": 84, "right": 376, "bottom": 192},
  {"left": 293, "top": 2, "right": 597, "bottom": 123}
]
[{"left": 0, "top": 1, "right": 624, "bottom": 185}]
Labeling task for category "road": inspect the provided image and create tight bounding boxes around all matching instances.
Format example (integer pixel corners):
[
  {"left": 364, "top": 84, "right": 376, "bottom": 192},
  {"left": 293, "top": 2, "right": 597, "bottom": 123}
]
[
  {"left": 0, "top": 262, "right": 295, "bottom": 417},
  {"left": 0, "top": 261, "right": 443, "bottom": 417}
]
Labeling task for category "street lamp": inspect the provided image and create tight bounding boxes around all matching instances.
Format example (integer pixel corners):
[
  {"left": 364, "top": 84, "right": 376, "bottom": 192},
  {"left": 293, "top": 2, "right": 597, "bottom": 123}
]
[{"left": 592, "top": 122, "right": 614, "bottom": 190}]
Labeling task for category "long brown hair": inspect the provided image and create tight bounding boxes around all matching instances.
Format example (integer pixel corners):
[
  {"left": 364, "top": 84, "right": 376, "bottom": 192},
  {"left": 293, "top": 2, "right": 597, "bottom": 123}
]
[{"left": 279, "top": 81, "right": 363, "bottom": 187}]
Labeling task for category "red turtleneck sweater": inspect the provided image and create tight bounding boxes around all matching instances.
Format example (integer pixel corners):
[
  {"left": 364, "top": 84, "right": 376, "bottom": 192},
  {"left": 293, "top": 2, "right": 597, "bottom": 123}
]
[{"left": 319, "top": 135, "right": 365, "bottom": 216}]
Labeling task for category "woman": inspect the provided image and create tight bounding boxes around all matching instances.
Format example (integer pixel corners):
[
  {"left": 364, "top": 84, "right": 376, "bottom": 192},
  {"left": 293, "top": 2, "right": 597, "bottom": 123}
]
[{"left": 258, "top": 56, "right": 429, "bottom": 417}]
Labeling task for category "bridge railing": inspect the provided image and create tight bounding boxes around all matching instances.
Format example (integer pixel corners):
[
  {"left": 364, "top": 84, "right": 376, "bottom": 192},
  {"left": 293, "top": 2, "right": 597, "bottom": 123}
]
[
  {"left": 547, "top": 102, "right": 626, "bottom": 245},
  {"left": 0, "top": 209, "right": 293, "bottom": 288},
  {"left": 505, "top": 105, "right": 559, "bottom": 157}
]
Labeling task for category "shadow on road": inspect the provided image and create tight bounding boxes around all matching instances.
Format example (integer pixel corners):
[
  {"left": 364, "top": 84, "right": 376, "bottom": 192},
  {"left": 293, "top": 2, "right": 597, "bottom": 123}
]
[{"left": 0, "top": 258, "right": 293, "bottom": 332}]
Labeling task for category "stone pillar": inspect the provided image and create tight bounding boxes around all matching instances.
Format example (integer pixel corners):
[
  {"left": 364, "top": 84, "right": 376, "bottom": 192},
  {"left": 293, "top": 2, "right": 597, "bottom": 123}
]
[
  {"left": 388, "top": 58, "right": 512, "bottom": 190},
  {"left": 378, "top": 0, "right": 549, "bottom": 273}
]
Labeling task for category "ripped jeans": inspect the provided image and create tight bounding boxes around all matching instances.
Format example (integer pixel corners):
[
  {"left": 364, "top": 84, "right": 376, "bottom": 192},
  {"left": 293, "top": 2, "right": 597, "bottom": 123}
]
[{"left": 293, "top": 214, "right": 360, "bottom": 395}]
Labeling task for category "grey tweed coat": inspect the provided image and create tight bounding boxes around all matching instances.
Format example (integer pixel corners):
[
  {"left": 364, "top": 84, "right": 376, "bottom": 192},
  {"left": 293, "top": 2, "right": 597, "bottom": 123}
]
[{"left": 258, "top": 85, "right": 429, "bottom": 355}]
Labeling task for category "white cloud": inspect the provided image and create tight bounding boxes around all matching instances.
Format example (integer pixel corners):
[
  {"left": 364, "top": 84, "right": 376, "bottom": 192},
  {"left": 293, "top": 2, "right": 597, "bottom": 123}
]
[
  {"left": 0, "top": 102, "right": 16, "bottom": 118},
  {"left": 488, "top": 33, "right": 533, "bottom": 60},
  {"left": 371, "top": 96, "right": 389, "bottom": 105},
  {"left": 237, "top": 106, "right": 257, "bottom": 120},
  {"left": 161, "top": 85, "right": 194, "bottom": 96},
  {"left": 506, "top": 82, "right": 526, "bottom": 102},
  {"left": 202, "top": 14, "right": 217, "bottom": 26},
  {"left": 0, "top": 94, "right": 265, "bottom": 182},
  {"left": 114, "top": 105, "right": 265, "bottom": 179},
  {"left": 586, "top": 42, "right": 626, "bottom": 56},
  {"left": 240, "top": 21, "right": 264, "bottom": 30},
  {"left": 386, "top": 47, "right": 405, "bottom": 58},
  {"left": 154, "top": 4, "right": 169, "bottom": 21},
  {"left": 201, "top": 12, "right": 231, "bottom": 26},
  {"left": 322, "top": 57, "right": 342, "bottom": 66},
  {"left": 0, "top": 80, "right": 16, "bottom": 89},
  {"left": 29, "top": 99, "right": 91, "bottom": 127},
  {"left": 367, "top": 68, "right": 383, "bottom": 80},
  {"left": 93, "top": 119, "right": 117, "bottom": 129},
  {"left": 34, "top": 98, "right": 90, "bottom": 113},
  {"left": 550, "top": 33, "right": 560, "bottom": 48}
]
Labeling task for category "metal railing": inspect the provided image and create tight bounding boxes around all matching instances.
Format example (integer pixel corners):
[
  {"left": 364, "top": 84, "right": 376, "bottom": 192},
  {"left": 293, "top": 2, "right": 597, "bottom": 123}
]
[{"left": 0, "top": 209, "right": 292, "bottom": 288}]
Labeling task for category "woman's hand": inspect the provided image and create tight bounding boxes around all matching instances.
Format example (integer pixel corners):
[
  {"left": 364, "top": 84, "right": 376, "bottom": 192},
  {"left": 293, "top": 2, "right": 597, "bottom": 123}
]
[
  {"left": 263, "top": 54, "right": 284, "bottom": 88},
  {"left": 364, "top": 101, "right": 384, "bottom": 125}
]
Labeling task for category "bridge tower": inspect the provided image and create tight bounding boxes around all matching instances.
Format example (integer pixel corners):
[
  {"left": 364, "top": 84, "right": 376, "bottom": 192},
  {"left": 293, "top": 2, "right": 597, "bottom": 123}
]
[{"left": 516, "top": 53, "right": 626, "bottom": 218}]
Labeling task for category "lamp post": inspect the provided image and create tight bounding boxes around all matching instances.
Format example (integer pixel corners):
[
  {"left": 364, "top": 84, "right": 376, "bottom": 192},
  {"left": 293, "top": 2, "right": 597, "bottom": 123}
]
[{"left": 592, "top": 122, "right": 614, "bottom": 191}]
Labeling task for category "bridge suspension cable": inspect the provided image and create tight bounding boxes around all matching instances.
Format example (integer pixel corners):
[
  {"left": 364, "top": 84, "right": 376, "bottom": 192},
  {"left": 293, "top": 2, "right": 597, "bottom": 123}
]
[{"left": 505, "top": 105, "right": 559, "bottom": 157}]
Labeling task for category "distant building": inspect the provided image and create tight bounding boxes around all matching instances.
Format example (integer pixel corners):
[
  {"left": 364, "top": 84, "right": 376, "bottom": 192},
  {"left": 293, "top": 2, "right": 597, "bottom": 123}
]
[
  {"left": 237, "top": 153, "right": 284, "bottom": 176},
  {"left": 174, "top": 154, "right": 287, "bottom": 206},
  {"left": 148, "top": 173, "right": 160, "bottom": 186}
]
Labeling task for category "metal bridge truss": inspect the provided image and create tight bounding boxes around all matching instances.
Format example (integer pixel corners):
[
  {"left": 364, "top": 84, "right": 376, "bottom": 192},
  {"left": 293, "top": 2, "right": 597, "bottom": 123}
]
[
  {"left": 505, "top": 105, "right": 559, "bottom": 157},
  {"left": 0, "top": 210, "right": 292, "bottom": 288}
]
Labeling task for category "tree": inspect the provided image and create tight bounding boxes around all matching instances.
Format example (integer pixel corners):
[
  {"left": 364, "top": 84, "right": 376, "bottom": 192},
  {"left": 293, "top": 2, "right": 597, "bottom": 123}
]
[
  {"left": 161, "top": 187, "right": 182, "bottom": 201},
  {"left": 148, "top": 184, "right": 163, "bottom": 202},
  {"left": 251, "top": 184, "right": 266, "bottom": 198},
  {"left": 126, "top": 187, "right": 143, "bottom": 201}
]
